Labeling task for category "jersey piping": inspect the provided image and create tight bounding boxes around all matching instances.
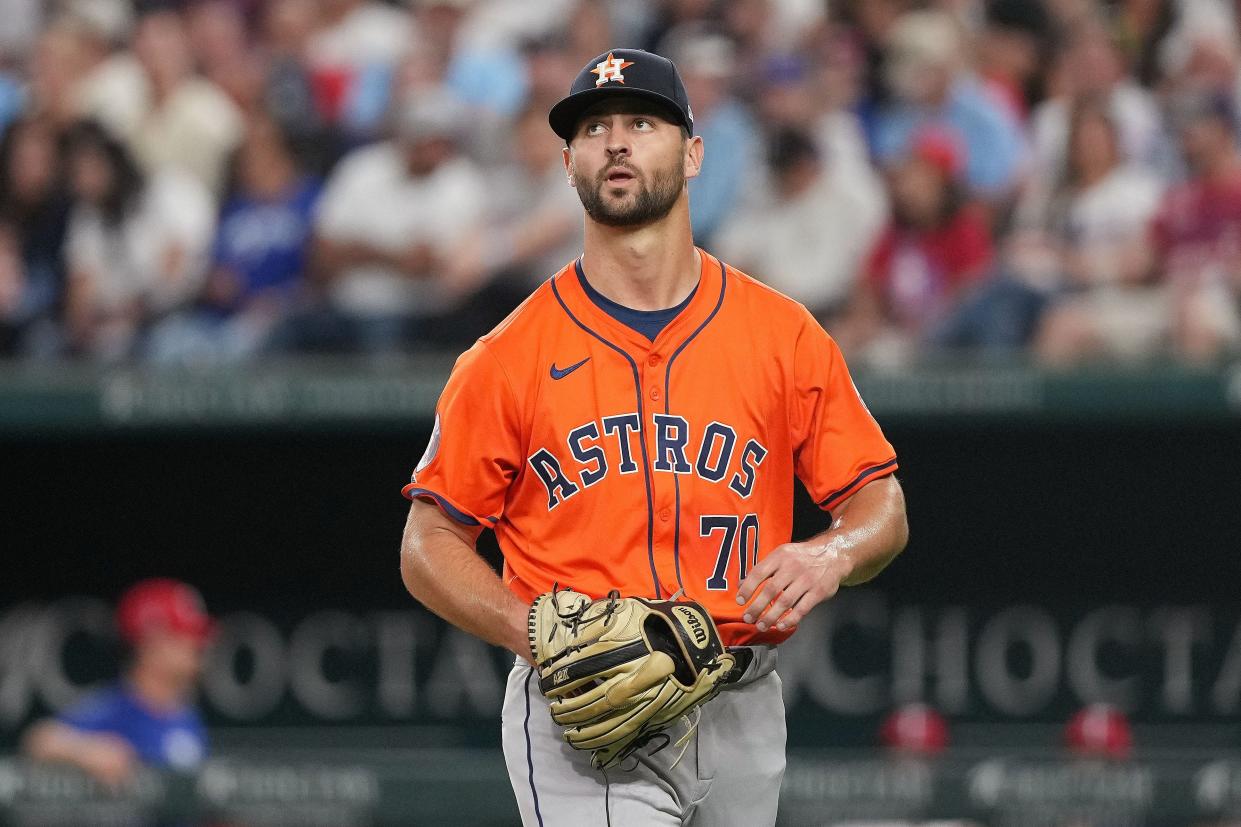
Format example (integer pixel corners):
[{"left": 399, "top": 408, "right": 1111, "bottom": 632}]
[
  {"left": 663, "top": 258, "right": 728, "bottom": 596},
  {"left": 550, "top": 276, "right": 663, "bottom": 598}
]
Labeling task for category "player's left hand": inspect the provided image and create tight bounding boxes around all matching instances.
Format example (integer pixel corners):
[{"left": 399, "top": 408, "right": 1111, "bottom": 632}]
[{"left": 735, "top": 540, "right": 854, "bottom": 632}]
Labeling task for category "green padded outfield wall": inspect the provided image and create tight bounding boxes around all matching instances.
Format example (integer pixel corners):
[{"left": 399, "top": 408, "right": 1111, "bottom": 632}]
[{"left": 2, "top": 364, "right": 1240, "bottom": 751}]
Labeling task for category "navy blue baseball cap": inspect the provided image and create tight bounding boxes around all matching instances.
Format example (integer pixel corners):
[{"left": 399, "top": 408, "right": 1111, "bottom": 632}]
[{"left": 549, "top": 48, "right": 694, "bottom": 141}]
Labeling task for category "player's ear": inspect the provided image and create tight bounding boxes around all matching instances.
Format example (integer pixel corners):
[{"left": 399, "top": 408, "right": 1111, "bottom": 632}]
[
  {"left": 683, "top": 135, "right": 704, "bottom": 181},
  {"left": 563, "top": 146, "right": 576, "bottom": 187}
]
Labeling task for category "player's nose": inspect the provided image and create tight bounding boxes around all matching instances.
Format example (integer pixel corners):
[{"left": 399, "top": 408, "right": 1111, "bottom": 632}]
[{"left": 605, "top": 135, "right": 631, "bottom": 158}]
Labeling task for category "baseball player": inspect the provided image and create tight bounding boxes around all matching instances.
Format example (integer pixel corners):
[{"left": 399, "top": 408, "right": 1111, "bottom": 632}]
[
  {"left": 22, "top": 578, "right": 213, "bottom": 786},
  {"left": 400, "top": 48, "right": 908, "bottom": 826}
]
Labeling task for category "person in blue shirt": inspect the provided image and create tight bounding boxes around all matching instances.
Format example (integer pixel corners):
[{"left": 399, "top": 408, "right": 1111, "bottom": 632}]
[
  {"left": 22, "top": 579, "right": 214, "bottom": 787},
  {"left": 147, "top": 115, "right": 322, "bottom": 362},
  {"left": 872, "top": 9, "right": 1027, "bottom": 201}
]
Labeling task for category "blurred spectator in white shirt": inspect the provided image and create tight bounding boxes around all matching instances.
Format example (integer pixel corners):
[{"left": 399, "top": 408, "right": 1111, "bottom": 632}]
[
  {"left": 1028, "top": 22, "right": 1170, "bottom": 189},
  {"left": 279, "top": 89, "right": 486, "bottom": 352},
  {"left": 751, "top": 50, "right": 884, "bottom": 238},
  {"left": 455, "top": 103, "right": 581, "bottom": 294},
  {"left": 1019, "top": 97, "right": 1167, "bottom": 364},
  {"left": 63, "top": 120, "right": 215, "bottom": 361},
  {"left": 717, "top": 125, "right": 887, "bottom": 325},
  {"left": 125, "top": 8, "right": 244, "bottom": 196}
]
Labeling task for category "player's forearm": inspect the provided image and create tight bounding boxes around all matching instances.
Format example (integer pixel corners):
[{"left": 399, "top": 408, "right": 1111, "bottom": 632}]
[
  {"left": 820, "top": 475, "right": 908, "bottom": 586},
  {"left": 399, "top": 502, "right": 531, "bottom": 661},
  {"left": 23, "top": 721, "right": 97, "bottom": 766}
]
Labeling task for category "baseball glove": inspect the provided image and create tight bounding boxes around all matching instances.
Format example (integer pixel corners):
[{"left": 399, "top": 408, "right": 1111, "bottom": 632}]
[{"left": 528, "top": 586, "right": 738, "bottom": 769}]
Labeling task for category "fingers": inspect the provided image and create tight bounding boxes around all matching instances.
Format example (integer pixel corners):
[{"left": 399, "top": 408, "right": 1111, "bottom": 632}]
[
  {"left": 736, "top": 542, "right": 847, "bottom": 633},
  {"left": 736, "top": 548, "right": 783, "bottom": 603},
  {"left": 750, "top": 575, "right": 808, "bottom": 632},
  {"left": 770, "top": 586, "right": 825, "bottom": 632}
]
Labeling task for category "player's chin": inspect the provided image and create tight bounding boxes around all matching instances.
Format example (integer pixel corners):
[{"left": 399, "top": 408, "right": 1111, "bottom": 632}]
[{"left": 599, "top": 180, "right": 639, "bottom": 197}]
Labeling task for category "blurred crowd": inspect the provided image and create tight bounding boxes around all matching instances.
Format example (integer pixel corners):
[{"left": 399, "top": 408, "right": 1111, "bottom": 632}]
[{"left": 1, "top": 0, "right": 1241, "bottom": 367}]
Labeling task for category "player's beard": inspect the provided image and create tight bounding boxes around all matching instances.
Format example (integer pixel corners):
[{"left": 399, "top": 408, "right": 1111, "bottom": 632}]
[{"left": 578, "top": 156, "right": 685, "bottom": 228}]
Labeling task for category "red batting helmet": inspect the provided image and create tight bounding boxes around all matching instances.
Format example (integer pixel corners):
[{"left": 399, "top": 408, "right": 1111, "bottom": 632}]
[{"left": 116, "top": 578, "right": 214, "bottom": 645}]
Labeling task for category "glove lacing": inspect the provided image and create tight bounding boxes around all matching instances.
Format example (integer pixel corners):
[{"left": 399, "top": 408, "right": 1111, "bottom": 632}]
[{"left": 543, "top": 586, "right": 624, "bottom": 671}]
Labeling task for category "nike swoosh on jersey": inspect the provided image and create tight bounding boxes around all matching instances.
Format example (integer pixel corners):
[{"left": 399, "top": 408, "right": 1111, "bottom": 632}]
[{"left": 550, "top": 358, "right": 590, "bottom": 380}]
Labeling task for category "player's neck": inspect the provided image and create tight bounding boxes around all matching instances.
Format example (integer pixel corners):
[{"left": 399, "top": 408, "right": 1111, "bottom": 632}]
[
  {"left": 580, "top": 207, "right": 700, "bottom": 311},
  {"left": 128, "top": 663, "right": 190, "bottom": 713}
]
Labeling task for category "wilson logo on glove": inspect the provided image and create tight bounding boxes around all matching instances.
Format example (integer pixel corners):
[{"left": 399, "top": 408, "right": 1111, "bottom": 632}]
[{"left": 673, "top": 606, "right": 709, "bottom": 648}]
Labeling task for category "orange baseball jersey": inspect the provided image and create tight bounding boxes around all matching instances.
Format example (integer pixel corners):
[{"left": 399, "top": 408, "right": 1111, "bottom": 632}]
[{"left": 404, "top": 248, "right": 897, "bottom": 646}]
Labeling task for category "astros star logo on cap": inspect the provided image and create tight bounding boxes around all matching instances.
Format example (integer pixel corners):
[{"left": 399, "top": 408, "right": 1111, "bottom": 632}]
[{"left": 591, "top": 52, "right": 636, "bottom": 87}]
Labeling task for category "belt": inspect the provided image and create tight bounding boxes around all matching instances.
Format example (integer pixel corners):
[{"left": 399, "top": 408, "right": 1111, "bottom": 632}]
[{"left": 721, "top": 645, "right": 776, "bottom": 689}]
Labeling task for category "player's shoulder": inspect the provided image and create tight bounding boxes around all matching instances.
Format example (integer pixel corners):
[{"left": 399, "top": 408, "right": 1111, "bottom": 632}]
[
  {"left": 449, "top": 263, "right": 574, "bottom": 376},
  {"left": 479, "top": 265, "right": 575, "bottom": 343}
]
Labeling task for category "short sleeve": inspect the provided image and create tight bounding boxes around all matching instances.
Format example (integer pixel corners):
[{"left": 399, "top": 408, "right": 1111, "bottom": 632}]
[
  {"left": 402, "top": 341, "right": 524, "bottom": 526},
  {"left": 790, "top": 312, "right": 897, "bottom": 512}
]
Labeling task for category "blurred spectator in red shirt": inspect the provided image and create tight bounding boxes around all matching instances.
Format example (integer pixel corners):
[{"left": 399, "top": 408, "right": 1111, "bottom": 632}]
[
  {"left": 1150, "top": 90, "right": 1241, "bottom": 361},
  {"left": 838, "top": 127, "right": 993, "bottom": 364}
]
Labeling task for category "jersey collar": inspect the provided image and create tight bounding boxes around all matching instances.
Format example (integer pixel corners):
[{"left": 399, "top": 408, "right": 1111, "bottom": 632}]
[{"left": 553, "top": 247, "right": 725, "bottom": 355}]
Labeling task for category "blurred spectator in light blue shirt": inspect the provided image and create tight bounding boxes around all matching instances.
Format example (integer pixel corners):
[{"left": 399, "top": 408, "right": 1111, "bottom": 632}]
[
  {"left": 660, "top": 26, "right": 760, "bottom": 247},
  {"left": 873, "top": 9, "right": 1027, "bottom": 202},
  {"left": 0, "top": 74, "right": 23, "bottom": 134}
]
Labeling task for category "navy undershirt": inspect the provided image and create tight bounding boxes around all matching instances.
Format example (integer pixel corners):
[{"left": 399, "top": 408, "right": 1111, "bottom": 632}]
[{"left": 575, "top": 259, "right": 698, "bottom": 341}]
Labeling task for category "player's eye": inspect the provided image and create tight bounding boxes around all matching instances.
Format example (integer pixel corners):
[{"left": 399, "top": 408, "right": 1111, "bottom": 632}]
[
  {"left": 585, "top": 122, "right": 606, "bottom": 135},
  {"left": 633, "top": 119, "right": 653, "bottom": 130}
]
